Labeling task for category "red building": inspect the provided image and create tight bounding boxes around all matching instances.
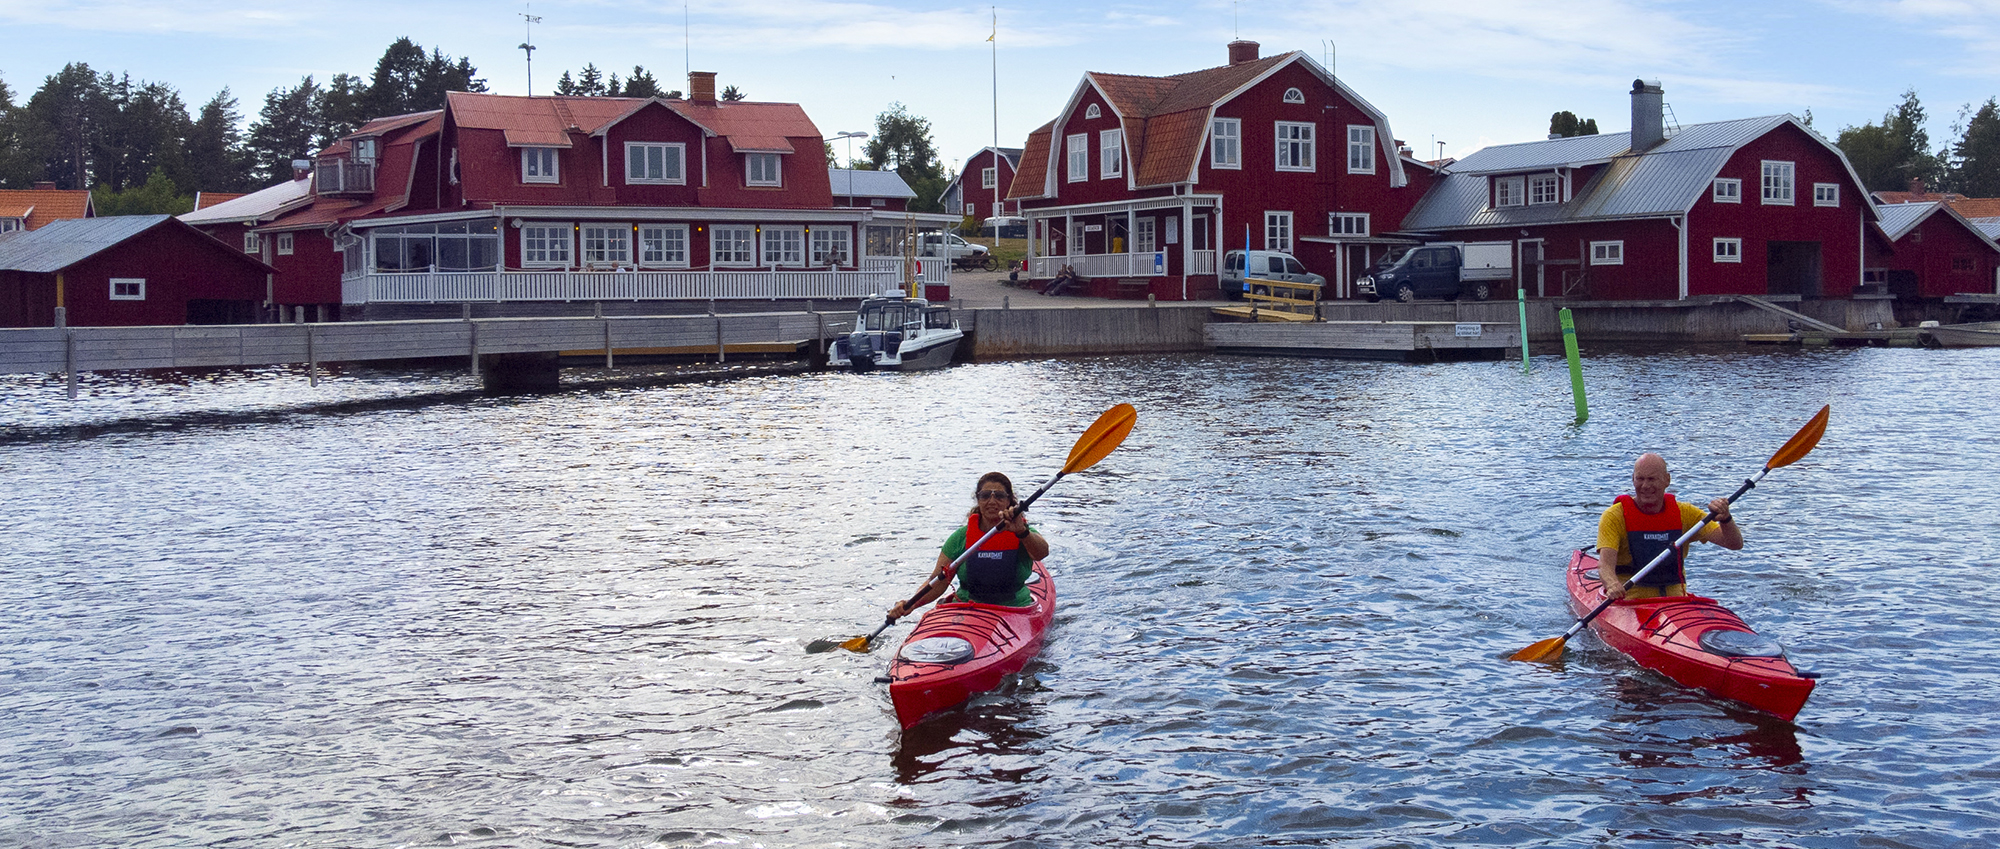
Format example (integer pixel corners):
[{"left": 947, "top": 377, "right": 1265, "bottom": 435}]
[
  {"left": 0, "top": 215, "right": 273, "bottom": 327},
  {"left": 1869, "top": 201, "right": 2000, "bottom": 299},
  {"left": 0, "top": 183, "right": 95, "bottom": 234},
  {"left": 1402, "top": 81, "right": 1876, "bottom": 302},
  {"left": 940, "top": 147, "right": 1023, "bottom": 220},
  {"left": 180, "top": 174, "right": 323, "bottom": 320},
  {"left": 1008, "top": 40, "right": 1435, "bottom": 300}
]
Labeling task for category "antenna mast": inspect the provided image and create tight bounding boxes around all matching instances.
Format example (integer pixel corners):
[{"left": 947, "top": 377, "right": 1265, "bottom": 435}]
[{"left": 519, "top": 4, "right": 541, "bottom": 96}]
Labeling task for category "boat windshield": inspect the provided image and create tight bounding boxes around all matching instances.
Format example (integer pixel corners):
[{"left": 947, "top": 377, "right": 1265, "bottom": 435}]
[
  {"left": 861, "top": 304, "right": 909, "bottom": 331},
  {"left": 924, "top": 308, "right": 953, "bottom": 329}
]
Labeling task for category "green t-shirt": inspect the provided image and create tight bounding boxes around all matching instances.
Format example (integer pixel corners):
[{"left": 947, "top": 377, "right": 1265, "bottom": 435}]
[{"left": 941, "top": 523, "right": 1036, "bottom": 607}]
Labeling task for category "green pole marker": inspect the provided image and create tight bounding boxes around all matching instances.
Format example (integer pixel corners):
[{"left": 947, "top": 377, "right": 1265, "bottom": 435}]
[
  {"left": 1560, "top": 307, "right": 1588, "bottom": 423},
  {"left": 1517, "top": 287, "right": 1531, "bottom": 373}
]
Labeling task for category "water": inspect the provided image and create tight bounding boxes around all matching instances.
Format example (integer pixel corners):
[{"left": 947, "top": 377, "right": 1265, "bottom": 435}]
[{"left": 1, "top": 347, "right": 1996, "bottom": 848}]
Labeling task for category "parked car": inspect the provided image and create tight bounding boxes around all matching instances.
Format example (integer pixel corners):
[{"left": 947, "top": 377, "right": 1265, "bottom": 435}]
[
  {"left": 1358, "top": 242, "right": 1511, "bottom": 302},
  {"left": 979, "top": 216, "right": 1027, "bottom": 239},
  {"left": 1221, "top": 250, "right": 1327, "bottom": 298},
  {"left": 909, "top": 233, "right": 993, "bottom": 269}
]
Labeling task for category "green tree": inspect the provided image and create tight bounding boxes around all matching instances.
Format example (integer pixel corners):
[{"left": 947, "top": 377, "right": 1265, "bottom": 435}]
[
  {"left": 1549, "top": 110, "right": 1598, "bottom": 137},
  {"left": 317, "top": 72, "right": 370, "bottom": 144},
  {"left": 95, "top": 75, "right": 192, "bottom": 194},
  {"left": 0, "top": 74, "right": 46, "bottom": 188},
  {"left": 25, "top": 63, "right": 108, "bottom": 189},
  {"left": 720, "top": 85, "right": 745, "bottom": 102},
  {"left": 185, "top": 89, "right": 254, "bottom": 192},
  {"left": 620, "top": 66, "right": 668, "bottom": 98},
  {"left": 1948, "top": 98, "right": 2000, "bottom": 197},
  {"left": 246, "top": 76, "right": 324, "bottom": 186},
  {"left": 91, "top": 166, "right": 191, "bottom": 215},
  {"left": 866, "top": 103, "right": 945, "bottom": 212},
  {"left": 1837, "top": 89, "right": 1946, "bottom": 193}
]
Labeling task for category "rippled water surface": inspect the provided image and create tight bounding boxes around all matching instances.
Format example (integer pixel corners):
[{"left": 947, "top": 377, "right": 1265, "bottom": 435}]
[{"left": 2, "top": 347, "right": 1996, "bottom": 848}]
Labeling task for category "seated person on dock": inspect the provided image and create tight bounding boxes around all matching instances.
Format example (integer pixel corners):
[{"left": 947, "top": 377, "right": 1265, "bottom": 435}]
[
  {"left": 889, "top": 472, "right": 1050, "bottom": 616},
  {"left": 1596, "top": 453, "right": 1743, "bottom": 600}
]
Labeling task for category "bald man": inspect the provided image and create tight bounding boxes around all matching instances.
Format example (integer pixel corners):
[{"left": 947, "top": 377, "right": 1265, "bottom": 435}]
[{"left": 1596, "top": 452, "right": 1744, "bottom": 600}]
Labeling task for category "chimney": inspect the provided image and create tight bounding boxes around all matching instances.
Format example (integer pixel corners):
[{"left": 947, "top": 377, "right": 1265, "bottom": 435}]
[
  {"left": 1228, "top": 40, "right": 1260, "bottom": 66},
  {"left": 1909, "top": 177, "right": 1926, "bottom": 196},
  {"left": 689, "top": 71, "right": 717, "bottom": 104},
  {"left": 1630, "top": 79, "right": 1665, "bottom": 151},
  {"left": 292, "top": 159, "right": 312, "bottom": 181},
  {"left": 34, "top": 181, "right": 57, "bottom": 190}
]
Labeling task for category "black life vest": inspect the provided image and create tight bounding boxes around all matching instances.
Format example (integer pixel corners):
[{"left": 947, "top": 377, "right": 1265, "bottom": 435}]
[
  {"left": 957, "top": 514, "right": 1027, "bottom": 605},
  {"left": 1617, "top": 493, "right": 1689, "bottom": 587}
]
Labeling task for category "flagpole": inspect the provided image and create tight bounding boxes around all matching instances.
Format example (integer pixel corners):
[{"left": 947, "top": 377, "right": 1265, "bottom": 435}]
[{"left": 991, "top": 7, "right": 999, "bottom": 222}]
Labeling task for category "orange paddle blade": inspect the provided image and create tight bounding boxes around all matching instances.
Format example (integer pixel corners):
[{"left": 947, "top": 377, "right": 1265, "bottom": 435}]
[
  {"left": 839, "top": 635, "right": 872, "bottom": 653},
  {"left": 1062, "top": 403, "right": 1137, "bottom": 475},
  {"left": 1509, "top": 636, "right": 1568, "bottom": 664},
  {"left": 1765, "top": 405, "right": 1829, "bottom": 471}
]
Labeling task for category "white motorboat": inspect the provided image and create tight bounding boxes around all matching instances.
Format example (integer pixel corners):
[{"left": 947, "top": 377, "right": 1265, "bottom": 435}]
[
  {"left": 827, "top": 294, "right": 963, "bottom": 372},
  {"left": 1924, "top": 320, "right": 2000, "bottom": 348}
]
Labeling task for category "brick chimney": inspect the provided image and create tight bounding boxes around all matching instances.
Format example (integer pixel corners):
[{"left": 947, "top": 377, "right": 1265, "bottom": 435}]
[
  {"left": 1630, "top": 79, "right": 1665, "bottom": 151},
  {"left": 34, "top": 181, "right": 57, "bottom": 190},
  {"left": 1909, "top": 177, "right": 1926, "bottom": 196},
  {"left": 1228, "top": 40, "right": 1260, "bottom": 66},
  {"left": 689, "top": 71, "right": 717, "bottom": 103},
  {"left": 292, "top": 159, "right": 312, "bottom": 181}
]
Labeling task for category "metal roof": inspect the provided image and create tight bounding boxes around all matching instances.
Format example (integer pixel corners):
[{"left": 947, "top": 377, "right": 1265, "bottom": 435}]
[
  {"left": 178, "top": 176, "right": 312, "bottom": 226},
  {"left": 829, "top": 169, "right": 915, "bottom": 199},
  {"left": 0, "top": 215, "right": 173, "bottom": 273},
  {"left": 1874, "top": 202, "right": 1937, "bottom": 241}
]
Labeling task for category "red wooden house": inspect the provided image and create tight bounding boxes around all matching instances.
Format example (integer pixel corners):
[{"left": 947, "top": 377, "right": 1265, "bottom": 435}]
[
  {"left": 262, "top": 72, "right": 957, "bottom": 318},
  {"left": 0, "top": 215, "right": 273, "bottom": 327},
  {"left": 180, "top": 173, "right": 322, "bottom": 319},
  {"left": 1402, "top": 81, "right": 1877, "bottom": 302},
  {"left": 940, "top": 147, "right": 1022, "bottom": 220},
  {"left": 1869, "top": 201, "right": 2000, "bottom": 299},
  {"left": 1007, "top": 41, "right": 1434, "bottom": 300}
]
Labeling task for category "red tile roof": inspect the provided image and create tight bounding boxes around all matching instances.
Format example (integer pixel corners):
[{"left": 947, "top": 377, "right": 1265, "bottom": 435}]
[
  {"left": 193, "top": 192, "right": 248, "bottom": 210},
  {"left": 0, "top": 187, "right": 95, "bottom": 229},
  {"left": 1009, "top": 121, "right": 1056, "bottom": 201},
  {"left": 444, "top": 91, "right": 820, "bottom": 152}
]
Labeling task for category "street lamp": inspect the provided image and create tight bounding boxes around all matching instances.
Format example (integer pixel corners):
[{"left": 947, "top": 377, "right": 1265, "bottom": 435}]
[{"left": 829, "top": 131, "right": 868, "bottom": 207}]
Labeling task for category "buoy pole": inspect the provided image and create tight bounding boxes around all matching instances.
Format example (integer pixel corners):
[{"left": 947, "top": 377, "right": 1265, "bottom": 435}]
[{"left": 1560, "top": 308, "right": 1587, "bottom": 423}]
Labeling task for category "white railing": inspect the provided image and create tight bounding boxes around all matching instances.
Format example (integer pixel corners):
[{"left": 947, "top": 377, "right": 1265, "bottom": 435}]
[
  {"left": 1028, "top": 251, "right": 1217, "bottom": 279},
  {"left": 1190, "top": 251, "right": 1217, "bottom": 275},
  {"left": 345, "top": 262, "right": 946, "bottom": 304}
]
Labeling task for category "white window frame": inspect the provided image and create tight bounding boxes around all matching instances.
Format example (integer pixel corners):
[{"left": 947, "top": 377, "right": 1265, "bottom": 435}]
[
  {"left": 811, "top": 227, "right": 852, "bottom": 266},
  {"left": 243, "top": 232, "right": 260, "bottom": 253},
  {"left": 1066, "top": 133, "right": 1088, "bottom": 182},
  {"left": 981, "top": 166, "right": 997, "bottom": 189},
  {"left": 1814, "top": 182, "right": 1839, "bottom": 207},
  {"left": 746, "top": 153, "right": 782, "bottom": 187},
  {"left": 581, "top": 223, "right": 633, "bottom": 266},
  {"left": 625, "top": 142, "right": 686, "bottom": 185},
  {"left": 522, "top": 223, "right": 573, "bottom": 267},
  {"left": 1528, "top": 174, "right": 1561, "bottom": 206},
  {"left": 1100, "top": 129, "right": 1124, "bottom": 179},
  {"left": 522, "top": 147, "right": 560, "bottom": 184},
  {"left": 1495, "top": 176, "right": 1525, "bottom": 208},
  {"left": 1713, "top": 178, "right": 1742, "bottom": 203},
  {"left": 1275, "top": 122, "right": 1315, "bottom": 172},
  {"left": 1085, "top": 103, "right": 1101, "bottom": 119},
  {"left": 638, "top": 224, "right": 690, "bottom": 268},
  {"left": 1133, "top": 218, "right": 1156, "bottom": 253},
  {"left": 277, "top": 232, "right": 294, "bottom": 255},
  {"left": 1210, "top": 118, "right": 1241, "bottom": 169},
  {"left": 1328, "top": 212, "right": 1370, "bottom": 237},
  {"left": 0, "top": 218, "right": 21, "bottom": 233},
  {"left": 1347, "top": 125, "right": 1376, "bottom": 175},
  {"left": 1265, "top": 211, "right": 1293, "bottom": 253},
  {"left": 1761, "top": 160, "right": 1794, "bottom": 205},
  {"left": 109, "top": 277, "right": 145, "bottom": 301},
  {"left": 1590, "top": 240, "right": 1625, "bottom": 265},
  {"left": 761, "top": 226, "right": 805, "bottom": 267},
  {"left": 711, "top": 225, "right": 755, "bottom": 266},
  {"left": 1283, "top": 87, "right": 1305, "bottom": 104},
  {"left": 1714, "top": 237, "right": 1742, "bottom": 263}
]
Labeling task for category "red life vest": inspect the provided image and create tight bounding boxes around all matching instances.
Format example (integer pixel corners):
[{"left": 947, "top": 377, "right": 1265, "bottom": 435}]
[
  {"left": 1617, "top": 493, "right": 1690, "bottom": 587},
  {"left": 957, "top": 514, "right": 1028, "bottom": 605}
]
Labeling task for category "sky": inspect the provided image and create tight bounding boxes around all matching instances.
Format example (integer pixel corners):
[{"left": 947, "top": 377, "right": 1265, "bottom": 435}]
[{"left": 5, "top": 0, "right": 2000, "bottom": 182}]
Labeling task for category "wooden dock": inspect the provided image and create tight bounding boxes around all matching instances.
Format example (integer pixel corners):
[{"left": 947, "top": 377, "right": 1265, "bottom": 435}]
[
  {"left": 1206, "top": 320, "right": 1521, "bottom": 362},
  {"left": 1211, "top": 278, "right": 1321, "bottom": 322}
]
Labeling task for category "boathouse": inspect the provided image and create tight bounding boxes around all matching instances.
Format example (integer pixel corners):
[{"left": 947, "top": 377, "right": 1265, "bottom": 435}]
[
  {"left": 0, "top": 215, "right": 274, "bottom": 328},
  {"left": 1868, "top": 201, "right": 2000, "bottom": 300},
  {"left": 1007, "top": 40, "right": 1436, "bottom": 301}
]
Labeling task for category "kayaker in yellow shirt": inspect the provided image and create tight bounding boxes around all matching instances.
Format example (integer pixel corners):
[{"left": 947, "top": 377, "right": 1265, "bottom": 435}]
[
  {"left": 1597, "top": 452, "right": 1744, "bottom": 600},
  {"left": 888, "top": 472, "right": 1051, "bottom": 618}
]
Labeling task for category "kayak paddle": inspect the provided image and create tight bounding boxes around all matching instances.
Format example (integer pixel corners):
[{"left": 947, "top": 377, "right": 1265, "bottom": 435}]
[
  {"left": 840, "top": 403, "right": 1137, "bottom": 653},
  {"left": 1510, "top": 404, "right": 1829, "bottom": 664}
]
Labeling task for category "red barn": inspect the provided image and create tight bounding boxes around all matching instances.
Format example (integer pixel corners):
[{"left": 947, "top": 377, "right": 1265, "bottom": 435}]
[
  {"left": 1008, "top": 40, "right": 1435, "bottom": 300},
  {"left": 0, "top": 215, "right": 274, "bottom": 327},
  {"left": 1869, "top": 201, "right": 2000, "bottom": 299},
  {"left": 1402, "top": 81, "right": 1875, "bottom": 302}
]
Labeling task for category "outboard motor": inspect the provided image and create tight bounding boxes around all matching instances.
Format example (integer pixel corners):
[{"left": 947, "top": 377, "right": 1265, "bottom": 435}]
[{"left": 843, "top": 330, "right": 877, "bottom": 372}]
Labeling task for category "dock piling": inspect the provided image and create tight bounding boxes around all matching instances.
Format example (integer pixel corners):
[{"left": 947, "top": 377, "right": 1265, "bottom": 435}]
[{"left": 1560, "top": 308, "right": 1588, "bottom": 423}]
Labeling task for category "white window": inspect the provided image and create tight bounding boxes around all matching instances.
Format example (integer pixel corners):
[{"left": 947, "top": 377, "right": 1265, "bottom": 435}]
[
  {"left": 965, "top": 201, "right": 977, "bottom": 215},
  {"left": 1134, "top": 218, "right": 1156, "bottom": 253},
  {"left": 277, "top": 233, "right": 294, "bottom": 255},
  {"left": 981, "top": 166, "right": 997, "bottom": 189},
  {"left": 811, "top": 228, "right": 851, "bottom": 266},
  {"left": 1100, "top": 129, "right": 1124, "bottom": 178},
  {"left": 712, "top": 225, "right": 754, "bottom": 266},
  {"left": 0, "top": 218, "right": 21, "bottom": 233},
  {"left": 1761, "top": 160, "right": 1794, "bottom": 205},
  {"left": 1066, "top": 133, "right": 1088, "bottom": 182},
  {"left": 762, "top": 226, "right": 804, "bottom": 266},
  {"left": 1590, "top": 240, "right": 1625, "bottom": 265},
  {"left": 1495, "top": 176, "right": 1525, "bottom": 208},
  {"left": 1283, "top": 87, "right": 1305, "bottom": 104},
  {"left": 1328, "top": 212, "right": 1370, "bottom": 237},
  {"left": 626, "top": 142, "right": 686, "bottom": 184},
  {"left": 1211, "top": 118, "right": 1241, "bottom": 169},
  {"left": 109, "top": 277, "right": 145, "bottom": 300},
  {"left": 1085, "top": 103, "right": 1101, "bottom": 120},
  {"left": 1529, "top": 175, "right": 1561, "bottom": 206},
  {"left": 1165, "top": 215, "right": 1179, "bottom": 244},
  {"left": 1265, "top": 211, "right": 1293, "bottom": 253},
  {"left": 522, "top": 223, "right": 572, "bottom": 266},
  {"left": 1347, "top": 125, "right": 1375, "bottom": 174},
  {"left": 1069, "top": 220, "right": 1085, "bottom": 252},
  {"left": 243, "top": 232, "right": 260, "bottom": 253},
  {"left": 1713, "top": 178, "right": 1742, "bottom": 203},
  {"left": 354, "top": 138, "right": 378, "bottom": 162},
  {"left": 581, "top": 224, "right": 632, "bottom": 265},
  {"left": 746, "top": 153, "right": 782, "bottom": 187},
  {"left": 639, "top": 225, "right": 689, "bottom": 267},
  {"left": 1276, "top": 122, "right": 1315, "bottom": 172},
  {"left": 1714, "top": 237, "right": 1742, "bottom": 263},
  {"left": 1814, "top": 183, "right": 1839, "bottom": 207},
  {"left": 522, "top": 147, "right": 560, "bottom": 183}
]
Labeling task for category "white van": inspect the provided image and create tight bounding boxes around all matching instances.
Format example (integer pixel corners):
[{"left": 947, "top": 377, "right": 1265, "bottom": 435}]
[{"left": 1221, "top": 250, "right": 1327, "bottom": 297}]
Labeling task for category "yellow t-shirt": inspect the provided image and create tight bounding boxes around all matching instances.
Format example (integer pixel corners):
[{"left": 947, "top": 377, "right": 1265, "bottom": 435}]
[{"left": 1595, "top": 499, "right": 1717, "bottom": 569}]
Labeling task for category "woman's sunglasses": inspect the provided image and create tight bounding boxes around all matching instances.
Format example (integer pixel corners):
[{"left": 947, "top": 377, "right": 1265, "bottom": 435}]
[{"left": 976, "top": 490, "right": 1012, "bottom": 501}]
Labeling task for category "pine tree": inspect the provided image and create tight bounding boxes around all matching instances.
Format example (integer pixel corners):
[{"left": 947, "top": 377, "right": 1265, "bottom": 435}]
[
  {"left": 185, "top": 89, "right": 253, "bottom": 192},
  {"left": 246, "top": 76, "right": 324, "bottom": 186},
  {"left": 1949, "top": 98, "right": 2000, "bottom": 197}
]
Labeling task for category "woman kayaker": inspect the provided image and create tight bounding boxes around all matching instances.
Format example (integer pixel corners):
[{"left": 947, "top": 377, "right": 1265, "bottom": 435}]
[
  {"left": 1596, "top": 452, "right": 1744, "bottom": 600},
  {"left": 888, "top": 472, "right": 1050, "bottom": 617}
]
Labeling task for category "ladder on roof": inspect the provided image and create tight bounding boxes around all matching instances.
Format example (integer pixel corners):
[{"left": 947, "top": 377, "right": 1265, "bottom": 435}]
[{"left": 1663, "top": 103, "right": 1682, "bottom": 137}]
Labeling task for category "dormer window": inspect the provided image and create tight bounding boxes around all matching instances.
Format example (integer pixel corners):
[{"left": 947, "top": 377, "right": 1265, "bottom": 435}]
[
  {"left": 522, "top": 148, "right": 560, "bottom": 184},
  {"left": 1085, "top": 103, "right": 1101, "bottom": 120},
  {"left": 1283, "top": 87, "right": 1305, "bottom": 104},
  {"left": 747, "top": 153, "right": 782, "bottom": 187},
  {"left": 354, "top": 138, "right": 378, "bottom": 162},
  {"left": 1494, "top": 176, "right": 1525, "bottom": 207},
  {"left": 1528, "top": 174, "right": 1561, "bottom": 205}
]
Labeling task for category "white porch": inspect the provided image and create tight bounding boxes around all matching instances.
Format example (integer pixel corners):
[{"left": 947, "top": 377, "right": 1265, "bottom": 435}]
[{"left": 340, "top": 257, "right": 950, "bottom": 304}]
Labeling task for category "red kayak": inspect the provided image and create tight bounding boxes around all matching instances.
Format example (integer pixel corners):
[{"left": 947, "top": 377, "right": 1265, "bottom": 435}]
[
  {"left": 1565, "top": 549, "right": 1816, "bottom": 721},
  {"left": 887, "top": 561, "right": 1055, "bottom": 728}
]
